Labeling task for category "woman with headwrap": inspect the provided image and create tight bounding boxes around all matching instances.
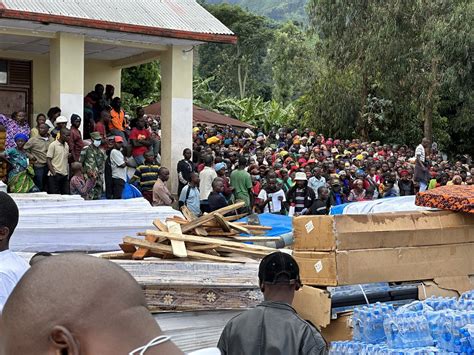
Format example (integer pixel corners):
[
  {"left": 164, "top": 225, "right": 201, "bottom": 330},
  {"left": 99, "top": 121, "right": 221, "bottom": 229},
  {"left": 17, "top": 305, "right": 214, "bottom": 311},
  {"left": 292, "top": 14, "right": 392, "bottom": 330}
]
[
  {"left": 347, "top": 179, "right": 366, "bottom": 202},
  {"left": 0, "top": 133, "right": 39, "bottom": 193}
]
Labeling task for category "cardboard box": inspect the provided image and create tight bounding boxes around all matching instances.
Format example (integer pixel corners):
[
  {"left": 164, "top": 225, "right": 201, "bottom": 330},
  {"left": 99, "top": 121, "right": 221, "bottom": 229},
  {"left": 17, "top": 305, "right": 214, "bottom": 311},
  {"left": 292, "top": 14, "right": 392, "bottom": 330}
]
[
  {"left": 321, "top": 312, "right": 353, "bottom": 342},
  {"left": 418, "top": 275, "right": 474, "bottom": 299},
  {"left": 293, "top": 211, "right": 474, "bottom": 251},
  {"left": 292, "top": 285, "right": 331, "bottom": 328},
  {"left": 294, "top": 243, "right": 474, "bottom": 286},
  {"left": 292, "top": 286, "right": 352, "bottom": 342}
]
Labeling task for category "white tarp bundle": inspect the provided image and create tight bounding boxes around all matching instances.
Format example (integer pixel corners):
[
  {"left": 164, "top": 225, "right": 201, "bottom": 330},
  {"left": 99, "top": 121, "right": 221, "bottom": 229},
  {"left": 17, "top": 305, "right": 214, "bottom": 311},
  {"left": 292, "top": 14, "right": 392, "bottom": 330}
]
[
  {"left": 329, "top": 195, "right": 437, "bottom": 215},
  {"left": 10, "top": 193, "right": 180, "bottom": 252}
]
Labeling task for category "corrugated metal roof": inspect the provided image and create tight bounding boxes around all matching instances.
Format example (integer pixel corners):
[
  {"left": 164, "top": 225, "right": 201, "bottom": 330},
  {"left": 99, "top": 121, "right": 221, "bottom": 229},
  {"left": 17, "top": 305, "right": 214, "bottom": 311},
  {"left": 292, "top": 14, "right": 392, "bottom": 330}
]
[
  {"left": 1, "top": 0, "right": 234, "bottom": 36},
  {"left": 145, "top": 102, "right": 254, "bottom": 129}
]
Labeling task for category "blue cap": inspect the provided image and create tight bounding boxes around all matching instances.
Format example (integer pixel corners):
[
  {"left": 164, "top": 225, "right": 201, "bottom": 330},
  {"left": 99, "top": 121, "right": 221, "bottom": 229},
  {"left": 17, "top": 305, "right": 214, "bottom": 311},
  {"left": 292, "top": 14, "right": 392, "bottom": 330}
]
[{"left": 215, "top": 162, "right": 227, "bottom": 172}]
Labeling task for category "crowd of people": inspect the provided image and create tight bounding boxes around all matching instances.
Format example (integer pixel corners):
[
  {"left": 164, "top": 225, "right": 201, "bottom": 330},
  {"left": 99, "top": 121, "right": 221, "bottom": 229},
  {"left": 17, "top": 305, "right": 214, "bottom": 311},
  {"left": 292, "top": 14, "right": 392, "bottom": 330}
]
[
  {"left": 0, "top": 84, "right": 161, "bottom": 201},
  {"left": 174, "top": 127, "right": 472, "bottom": 216},
  {"left": 1, "top": 83, "right": 472, "bottom": 215}
]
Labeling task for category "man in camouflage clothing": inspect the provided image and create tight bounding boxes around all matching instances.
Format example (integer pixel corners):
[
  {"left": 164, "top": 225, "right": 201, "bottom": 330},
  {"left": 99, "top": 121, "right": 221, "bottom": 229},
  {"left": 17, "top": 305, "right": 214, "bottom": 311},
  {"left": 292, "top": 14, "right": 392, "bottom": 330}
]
[{"left": 82, "top": 132, "right": 106, "bottom": 200}]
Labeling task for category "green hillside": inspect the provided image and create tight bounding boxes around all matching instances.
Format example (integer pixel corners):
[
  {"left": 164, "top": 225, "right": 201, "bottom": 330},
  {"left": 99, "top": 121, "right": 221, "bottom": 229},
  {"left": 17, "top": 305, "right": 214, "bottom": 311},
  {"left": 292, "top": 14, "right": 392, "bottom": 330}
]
[{"left": 205, "top": 0, "right": 308, "bottom": 23}]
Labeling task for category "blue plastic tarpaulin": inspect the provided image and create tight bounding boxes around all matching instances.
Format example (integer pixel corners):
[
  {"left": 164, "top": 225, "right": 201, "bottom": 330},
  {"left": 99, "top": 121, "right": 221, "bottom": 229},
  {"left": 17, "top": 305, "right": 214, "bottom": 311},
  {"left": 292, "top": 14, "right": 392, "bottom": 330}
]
[{"left": 237, "top": 213, "right": 293, "bottom": 237}]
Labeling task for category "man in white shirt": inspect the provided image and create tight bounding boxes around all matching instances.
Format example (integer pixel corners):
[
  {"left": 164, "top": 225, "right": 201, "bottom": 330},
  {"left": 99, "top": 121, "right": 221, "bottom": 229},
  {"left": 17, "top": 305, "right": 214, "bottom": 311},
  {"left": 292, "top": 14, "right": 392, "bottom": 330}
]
[
  {"left": 199, "top": 155, "right": 217, "bottom": 213},
  {"left": 110, "top": 136, "right": 128, "bottom": 199},
  {"left": 0, "top": 192, "right": 29, "bottom": 312},
  {"left": 257, "top": 178, "right": 286, "bottom": 214},
  {"left": 414, "top": 138, "right": 430, "bottom": 192},
  {"left": 308, "top": 167, "right": 326, "bottom": 198},
  {"left": 1, "top": 254, "right": 220, "bottom": 355}
]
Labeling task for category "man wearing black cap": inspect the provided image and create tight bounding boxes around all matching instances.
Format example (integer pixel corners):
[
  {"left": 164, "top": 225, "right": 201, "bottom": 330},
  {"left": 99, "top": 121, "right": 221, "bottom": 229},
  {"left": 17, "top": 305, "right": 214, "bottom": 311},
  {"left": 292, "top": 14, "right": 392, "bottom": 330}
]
[{"left": 217, "top": 252, "right": 327, "bottom": 354}]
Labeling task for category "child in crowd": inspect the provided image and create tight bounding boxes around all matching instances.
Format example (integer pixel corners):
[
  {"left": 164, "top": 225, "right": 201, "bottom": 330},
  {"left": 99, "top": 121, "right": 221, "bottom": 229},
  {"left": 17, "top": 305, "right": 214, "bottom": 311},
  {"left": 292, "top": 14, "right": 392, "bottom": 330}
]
[
  {"left": 398, "top": 170, "right": 415, "bottom": 196},
  {"left": 70, "top": 162, "right": 95, "bottom": 199},
  {"left": 257, "top": 177, "right": 286, "bottom": 214}
]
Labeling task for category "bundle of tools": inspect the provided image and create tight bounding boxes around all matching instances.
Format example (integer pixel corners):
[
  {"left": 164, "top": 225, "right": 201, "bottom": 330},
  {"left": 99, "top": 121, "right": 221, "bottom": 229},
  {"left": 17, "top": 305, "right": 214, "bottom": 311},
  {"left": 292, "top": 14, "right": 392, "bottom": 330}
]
[{"left": 105, "top": 202, "right": 278, "bottom": 263}]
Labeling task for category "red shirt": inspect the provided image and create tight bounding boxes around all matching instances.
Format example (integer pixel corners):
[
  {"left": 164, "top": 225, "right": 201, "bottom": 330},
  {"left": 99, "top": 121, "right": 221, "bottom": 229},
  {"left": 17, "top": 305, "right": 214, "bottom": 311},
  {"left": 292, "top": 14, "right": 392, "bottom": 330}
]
[
  {"left": 129, "top": 128, "right": 151, "bottom": 157},
  {"left": 68, "top": 126, "right": 84, "bottom": 162}
]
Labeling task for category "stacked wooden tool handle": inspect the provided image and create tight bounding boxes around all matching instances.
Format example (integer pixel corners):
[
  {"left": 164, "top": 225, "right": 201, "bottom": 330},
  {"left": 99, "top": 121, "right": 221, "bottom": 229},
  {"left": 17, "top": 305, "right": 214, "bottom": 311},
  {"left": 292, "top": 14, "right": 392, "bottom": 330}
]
[{"left": 106, "top": 202, "right": 278, "bottom": 263}]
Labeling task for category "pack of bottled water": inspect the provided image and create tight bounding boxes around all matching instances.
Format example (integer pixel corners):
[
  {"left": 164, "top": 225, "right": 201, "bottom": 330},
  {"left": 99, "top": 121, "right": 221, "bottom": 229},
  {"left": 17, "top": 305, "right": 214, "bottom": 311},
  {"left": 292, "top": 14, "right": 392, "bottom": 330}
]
[
  {"left": 424, "top": 296, "right": 457, "bottom": 311},
  {"left": 330, "top": 341, "right": 439, "bottom": 354},
  {"left": 460, "top": 290, "right": 474, "bottom": 301},
  {"left": 384, "top": 310, "right": 434, "bottom": 349},
  {"left": 460, "top": 324, "right": 474, "bottom": 349},
  {"left": 433, "top": 311, "right": 474, "bottom": 353},
  {"left": 329, "top": 340, "right": 366, "bottom": 354},
  {"left": 330, "top": 290, "right": 474, "bottom": 354},
  {"left": 353, "top": 303, "right": 395, "bottom": 344}
]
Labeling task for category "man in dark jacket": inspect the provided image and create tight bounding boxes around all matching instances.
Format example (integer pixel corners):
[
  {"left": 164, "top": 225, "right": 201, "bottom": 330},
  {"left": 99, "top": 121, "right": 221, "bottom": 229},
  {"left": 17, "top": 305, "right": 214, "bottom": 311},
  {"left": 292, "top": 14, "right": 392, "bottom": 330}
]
[
  {"left": 218, "top": 252, "right": 327, "bottom": 355},
  {"left": 310, "top": 187, "right": 330, "bottom": 215},
  {"left": 286, "top": 172, "right": 316, "bottom": 216}
]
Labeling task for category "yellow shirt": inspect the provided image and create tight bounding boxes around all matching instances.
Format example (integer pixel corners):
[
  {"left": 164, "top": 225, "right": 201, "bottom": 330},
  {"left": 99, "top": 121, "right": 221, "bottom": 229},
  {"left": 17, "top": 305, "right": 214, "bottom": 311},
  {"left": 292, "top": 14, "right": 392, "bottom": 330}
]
[{"left": 46, "top": 140, "right": 69, "bottom": 176}]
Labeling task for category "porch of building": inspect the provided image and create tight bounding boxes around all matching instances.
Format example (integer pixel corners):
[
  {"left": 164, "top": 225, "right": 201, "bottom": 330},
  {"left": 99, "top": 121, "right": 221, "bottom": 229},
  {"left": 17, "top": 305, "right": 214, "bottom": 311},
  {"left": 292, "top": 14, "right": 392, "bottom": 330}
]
[{"left": 0, "top": 0, "right": 236, "bottom": 192}]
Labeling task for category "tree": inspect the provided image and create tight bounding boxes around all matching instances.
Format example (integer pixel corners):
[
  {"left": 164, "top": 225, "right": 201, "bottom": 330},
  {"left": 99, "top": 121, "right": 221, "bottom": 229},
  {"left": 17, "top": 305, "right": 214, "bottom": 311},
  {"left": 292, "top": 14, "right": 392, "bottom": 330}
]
[
  {"left": 121, "top": 61, "right": 161, "bottom": 100},
  {"left": 296, "top": 61, "right": 361, "bottom": 138},
  {"left": 198, "top": 4, "right": 274, "bottom": 99},
  {"left": 267, "top": 22, "right": 316, "bottom": 105},
  {"left": 304, "top": 0, "right": 473, "bottom": 154}
]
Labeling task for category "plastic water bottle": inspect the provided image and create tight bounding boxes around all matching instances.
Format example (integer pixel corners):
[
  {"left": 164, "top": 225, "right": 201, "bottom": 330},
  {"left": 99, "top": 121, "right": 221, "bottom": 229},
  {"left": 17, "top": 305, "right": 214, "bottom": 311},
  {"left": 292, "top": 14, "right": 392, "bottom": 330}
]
[
  {"left": 458, "top": 299, "right": 474, "bottom": 311},
  {"left": 461, "top": 290, "right": 474, "bottom": 301}
]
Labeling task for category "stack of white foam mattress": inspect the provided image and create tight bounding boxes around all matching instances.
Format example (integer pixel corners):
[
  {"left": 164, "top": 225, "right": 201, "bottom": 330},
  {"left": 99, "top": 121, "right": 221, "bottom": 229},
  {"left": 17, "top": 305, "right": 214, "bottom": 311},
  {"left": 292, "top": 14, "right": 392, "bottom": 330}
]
[{"left": 10, "top": 193, "right": 179, "bottom": 252}]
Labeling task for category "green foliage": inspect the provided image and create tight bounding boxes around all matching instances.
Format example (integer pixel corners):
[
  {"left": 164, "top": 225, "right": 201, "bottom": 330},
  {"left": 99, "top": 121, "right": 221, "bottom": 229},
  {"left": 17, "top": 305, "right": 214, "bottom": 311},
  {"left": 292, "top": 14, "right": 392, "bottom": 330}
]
[
  {"left": 302, "top": 0, "right": 473, "bottom": 155},
  {"left": 296, "top": 62, "right": 361, "bottom": 138},
  {"left": 121, "top": 61, "right": 161, "bottom": 100},
  {"left": 197, "top": 4, "right": 274, "bottom": 99},
  {"left": 267, "top": 22, "right": 316, "bottom": 105},
  {"left": 194, "top": 76, "right": 297, "bottom": 132},
  {"left": 119, "top": 1, "right": 472, "bottom": 157},
  {"left": 120, "top": 92, "right": 158, "bottom": 117}
]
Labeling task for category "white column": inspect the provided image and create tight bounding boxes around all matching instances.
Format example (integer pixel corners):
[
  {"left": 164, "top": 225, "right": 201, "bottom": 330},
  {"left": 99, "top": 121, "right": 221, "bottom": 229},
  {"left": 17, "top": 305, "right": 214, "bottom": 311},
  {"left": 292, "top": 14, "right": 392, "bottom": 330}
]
[
  {"left": 50, "top": 32, "right": 84, "bottom": 132},
  {"left": 160, "top": 46, "right": 193, "bottom": 194}
]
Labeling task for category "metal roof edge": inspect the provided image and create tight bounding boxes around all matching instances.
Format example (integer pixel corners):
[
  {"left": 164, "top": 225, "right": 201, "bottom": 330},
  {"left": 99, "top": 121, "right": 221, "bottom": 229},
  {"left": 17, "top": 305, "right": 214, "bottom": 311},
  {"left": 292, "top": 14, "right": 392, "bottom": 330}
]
[{"left": 0, "top": 8, "right": 238, "bottom": 45}]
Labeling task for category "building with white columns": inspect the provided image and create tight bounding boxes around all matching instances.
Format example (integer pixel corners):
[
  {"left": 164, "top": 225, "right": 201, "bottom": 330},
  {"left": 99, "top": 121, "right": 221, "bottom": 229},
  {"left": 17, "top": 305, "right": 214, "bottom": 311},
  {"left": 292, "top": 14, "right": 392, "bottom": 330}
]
[{"left": 0, "top": 0, "right": 236, "bottom": 192}]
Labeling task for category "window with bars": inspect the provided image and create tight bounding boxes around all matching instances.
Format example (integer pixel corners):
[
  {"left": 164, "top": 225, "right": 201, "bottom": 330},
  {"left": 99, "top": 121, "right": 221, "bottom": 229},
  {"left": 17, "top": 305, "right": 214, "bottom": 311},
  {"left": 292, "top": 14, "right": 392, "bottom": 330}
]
[{"left": 0, "top": 60, "right": 7, "bottom": 84}]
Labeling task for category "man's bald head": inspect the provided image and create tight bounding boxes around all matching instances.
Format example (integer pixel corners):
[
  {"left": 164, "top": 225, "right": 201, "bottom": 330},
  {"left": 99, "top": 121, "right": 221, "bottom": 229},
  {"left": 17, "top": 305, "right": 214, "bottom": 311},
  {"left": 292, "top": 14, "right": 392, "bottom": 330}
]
[{"left": 2, "top": 254, "right": 182, "bottom": 355}]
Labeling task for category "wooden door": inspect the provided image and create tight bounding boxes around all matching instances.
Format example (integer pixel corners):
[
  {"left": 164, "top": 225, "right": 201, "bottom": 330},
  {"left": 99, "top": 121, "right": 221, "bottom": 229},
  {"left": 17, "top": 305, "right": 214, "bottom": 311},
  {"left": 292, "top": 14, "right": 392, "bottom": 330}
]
[{"left": 0, "top": 59, "right": 32, "bottom": 121}]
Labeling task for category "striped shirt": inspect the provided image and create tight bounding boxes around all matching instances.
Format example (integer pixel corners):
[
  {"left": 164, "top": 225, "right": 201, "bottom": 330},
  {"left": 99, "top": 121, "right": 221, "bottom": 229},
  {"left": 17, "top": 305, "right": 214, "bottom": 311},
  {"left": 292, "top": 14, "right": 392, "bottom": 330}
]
[
  {"left": 294, "top": 188, "right": 306, "bottom": 213},
  {"left": 132, "top": 163, "right": 160, "bottom": 192}
]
